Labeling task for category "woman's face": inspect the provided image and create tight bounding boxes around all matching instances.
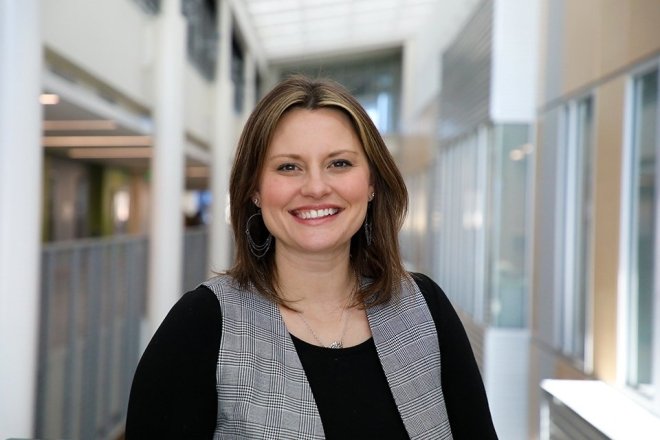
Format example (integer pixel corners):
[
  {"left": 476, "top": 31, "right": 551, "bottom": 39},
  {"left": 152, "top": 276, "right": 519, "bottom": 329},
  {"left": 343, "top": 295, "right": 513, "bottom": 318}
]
[{"left": 256, "top": 107, "right": 373, "bottom": 260}]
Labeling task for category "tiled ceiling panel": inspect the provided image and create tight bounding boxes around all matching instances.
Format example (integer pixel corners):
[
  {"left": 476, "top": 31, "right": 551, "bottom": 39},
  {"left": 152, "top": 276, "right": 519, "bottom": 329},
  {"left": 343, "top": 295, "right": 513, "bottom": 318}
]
[{"left": 236, "top": 0, "right": 479, "bottom": 61}]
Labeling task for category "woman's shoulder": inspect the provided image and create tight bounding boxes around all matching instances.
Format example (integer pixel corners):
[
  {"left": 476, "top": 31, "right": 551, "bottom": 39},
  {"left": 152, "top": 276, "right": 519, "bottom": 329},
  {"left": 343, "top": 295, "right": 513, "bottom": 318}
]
[
  {"left": 408, "top": 272, "right": 447, "bottom": 301},
  {"left": 407, "top": 272, "right": 457, "bottom": 328},
  {"left": 202, "top": 272, "right": 241, "bottom": 291},
  {"left": 159, "top": 284, "right": 221, "bottom": 335}
]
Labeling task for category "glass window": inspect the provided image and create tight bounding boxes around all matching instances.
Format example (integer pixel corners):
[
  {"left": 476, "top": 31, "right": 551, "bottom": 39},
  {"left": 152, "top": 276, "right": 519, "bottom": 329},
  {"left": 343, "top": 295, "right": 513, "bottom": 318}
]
[
  {"left": 231, "top": 32, "right": 245, "bottom": 113},
  {"left": 626, "top": 69, "right": 658, "bottom": 397},
  {"left": 488, "top": 125, "right": 532, "bottom": 328},
  {"left": 279, "top": 51, "right": 402, "bottom": 134},
  {"left": 433, "top": 124, "right": 532, "bottom": 328},
  {"left": 183, "top": 0, "right": 218, "bottom": 81},
  {"left": 435, "top": 133, "right": 485, "bottom": 321},
  {"left": 557, "top": 96, "right": 595, "bottom": 364}
]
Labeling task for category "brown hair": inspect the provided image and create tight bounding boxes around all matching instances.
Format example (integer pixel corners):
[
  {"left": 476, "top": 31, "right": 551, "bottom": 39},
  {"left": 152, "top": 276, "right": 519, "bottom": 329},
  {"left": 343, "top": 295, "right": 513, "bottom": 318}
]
[{"left": 227, "top": 75, "right": 408, "bottom": 306}]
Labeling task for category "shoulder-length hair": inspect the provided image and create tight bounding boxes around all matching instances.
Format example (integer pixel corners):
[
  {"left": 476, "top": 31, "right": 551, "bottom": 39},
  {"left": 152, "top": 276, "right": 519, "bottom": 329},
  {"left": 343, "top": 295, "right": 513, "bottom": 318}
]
[{"left": 227, "top": 74, "right": 408, "bottom": 307}]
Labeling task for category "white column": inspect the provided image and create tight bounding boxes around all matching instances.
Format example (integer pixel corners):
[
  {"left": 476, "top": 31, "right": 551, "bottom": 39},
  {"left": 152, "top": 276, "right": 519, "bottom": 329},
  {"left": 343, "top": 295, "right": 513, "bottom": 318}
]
[
  {"left": 208, "top": 0, "right": 235, "bottom": 273},
  {"left": 0, "top": 1, "right": 43, "bottom": 438},
  {"left": 147, "top": 0, "right": 186, "bottom": 335}
]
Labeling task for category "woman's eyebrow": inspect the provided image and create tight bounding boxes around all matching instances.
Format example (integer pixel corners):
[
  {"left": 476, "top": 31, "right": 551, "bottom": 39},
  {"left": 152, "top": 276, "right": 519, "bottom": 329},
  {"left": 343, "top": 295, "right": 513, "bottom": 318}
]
[
  {"left": 327, "top": 149, "right": 359, "bottom": 157},
  {"left": 266, "top": 153, "right": 302, "bottom": 160},
  {"left": 267, "top": 149, "right": 359, "bottom": 161}
]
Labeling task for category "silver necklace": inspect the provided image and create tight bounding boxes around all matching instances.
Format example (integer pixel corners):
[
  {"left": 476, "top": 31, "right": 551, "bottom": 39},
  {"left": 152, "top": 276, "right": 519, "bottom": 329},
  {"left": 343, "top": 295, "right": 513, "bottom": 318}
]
[{"left": 298, "top": 306, "right": 350, "bottom": 349}]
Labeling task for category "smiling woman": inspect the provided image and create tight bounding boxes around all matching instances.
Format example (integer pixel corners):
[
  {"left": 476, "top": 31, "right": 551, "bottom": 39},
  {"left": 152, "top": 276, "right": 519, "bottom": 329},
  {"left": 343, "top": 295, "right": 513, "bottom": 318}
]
[
  {"left": 126, "top": 75, "right": 498, "bottom": 439},
  {"left": 256, "top": 107, "right": 374, "bottom": 267},
  {"left": 228, "top": 75, "right": 409, "bottom": 308}
]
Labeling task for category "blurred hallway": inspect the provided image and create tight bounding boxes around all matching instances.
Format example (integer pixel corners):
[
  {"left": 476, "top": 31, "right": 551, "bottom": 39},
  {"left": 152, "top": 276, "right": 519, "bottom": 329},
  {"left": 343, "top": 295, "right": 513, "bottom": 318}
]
[{"left": 2, "top": 0, "right": 660, "bottom": 439}]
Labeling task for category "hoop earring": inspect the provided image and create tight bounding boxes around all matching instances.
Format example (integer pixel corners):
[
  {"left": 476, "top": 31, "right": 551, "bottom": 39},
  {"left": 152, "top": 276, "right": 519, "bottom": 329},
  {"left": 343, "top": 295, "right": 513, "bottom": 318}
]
[{"left": 246, "top": 212, "right": 272, "bottom": 258}]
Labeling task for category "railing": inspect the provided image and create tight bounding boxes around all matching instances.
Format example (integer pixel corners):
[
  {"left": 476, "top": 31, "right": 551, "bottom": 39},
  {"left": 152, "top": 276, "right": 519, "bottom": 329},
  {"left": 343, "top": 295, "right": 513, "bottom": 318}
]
[
  {"left": 37, "top": 235, "right": 147, "bottom": 440},
  {"left": 36, "top": 228, "right": 209, "bottom": 439},
  {"left": 182, "top": 225, "right": 211, "bottom": 291}
]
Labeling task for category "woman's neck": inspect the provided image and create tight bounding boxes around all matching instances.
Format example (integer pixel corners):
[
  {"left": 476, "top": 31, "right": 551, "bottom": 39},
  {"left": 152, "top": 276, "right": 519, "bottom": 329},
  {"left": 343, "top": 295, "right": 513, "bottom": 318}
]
[{"left": 274, "top": 248, "right": 356, "bottom": 309}]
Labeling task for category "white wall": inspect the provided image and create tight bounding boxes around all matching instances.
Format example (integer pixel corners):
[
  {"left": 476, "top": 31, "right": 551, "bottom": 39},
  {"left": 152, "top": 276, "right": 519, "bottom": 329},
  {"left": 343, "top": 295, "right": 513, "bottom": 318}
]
[
  {"left": 42, "top": 0, "right": 250, "bottom": 147},
  {"left": 184, "top": 63, "right": 214, "bottom": 142},
  {"left": 42, "top": 0, "right": 156, "bottom": 107},
  {"left": 490, "top": 0, "right": 541, "bottom": 123},
  {"left": 484, "top": 328, "right": 531, "bottom": 440}
]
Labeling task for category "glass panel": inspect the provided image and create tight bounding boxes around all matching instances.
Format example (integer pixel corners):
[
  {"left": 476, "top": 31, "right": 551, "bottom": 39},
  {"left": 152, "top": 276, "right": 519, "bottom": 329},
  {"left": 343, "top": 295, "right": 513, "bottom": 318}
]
[
  {"left": 555, "top": 97, "right": 594, "bottom": 361},
  {"left": 183, "top": 0, "right": 218, "bottom": 81},
  {"left": 280, "top": 52, "right": 402, "bottom": 134},
  {"left": 489, "top": 124, "right": 531, "bottom": 328},
  {"left": 628, "top": 69, "right": 658, "bottom": 393},
  {"left": 432, "top": 131, "right": 489, "bottom": 323},
  {"left": 571, "top": 98, "right": 594, "bottom": 359}
]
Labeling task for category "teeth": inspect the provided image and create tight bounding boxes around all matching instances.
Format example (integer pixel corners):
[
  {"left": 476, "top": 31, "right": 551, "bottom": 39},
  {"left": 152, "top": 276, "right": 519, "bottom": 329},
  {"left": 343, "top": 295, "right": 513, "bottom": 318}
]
[{"left": 297, "top": 208, "right": 338, "bottom": 220}]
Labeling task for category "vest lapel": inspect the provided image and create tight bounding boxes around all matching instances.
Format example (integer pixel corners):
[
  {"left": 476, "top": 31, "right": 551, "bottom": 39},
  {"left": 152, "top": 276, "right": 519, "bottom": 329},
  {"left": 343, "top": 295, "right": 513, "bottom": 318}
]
[
  {"left": 205, "top": 277, "right": 325, "bottom": 439},
  {"left": 367, "top": 276, "right": 454, "bottom": 439}
]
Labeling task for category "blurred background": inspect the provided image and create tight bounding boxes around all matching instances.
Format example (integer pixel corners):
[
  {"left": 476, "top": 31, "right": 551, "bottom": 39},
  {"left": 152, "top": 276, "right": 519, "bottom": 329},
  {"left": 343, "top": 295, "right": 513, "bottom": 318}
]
[{"left": 1, "top": 0, "right": 660, "bottom": 438}]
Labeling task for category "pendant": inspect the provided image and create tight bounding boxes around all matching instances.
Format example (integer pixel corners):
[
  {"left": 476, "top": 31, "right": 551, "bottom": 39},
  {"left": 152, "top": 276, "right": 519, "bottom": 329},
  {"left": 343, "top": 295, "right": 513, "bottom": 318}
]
[{"left": 327, "top": 341, "right": 343, "bottom": 349}]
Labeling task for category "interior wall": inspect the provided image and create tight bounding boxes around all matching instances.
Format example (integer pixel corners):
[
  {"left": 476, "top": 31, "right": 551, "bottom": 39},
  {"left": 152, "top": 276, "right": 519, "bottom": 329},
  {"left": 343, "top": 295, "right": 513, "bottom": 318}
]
[
  {"left": 557, "top": 0, "right": 660, "bottom": 97},
  {"left": 591, "top": 78, "right": 625, "bottom": 384},
  {"left": 42, "top": 0, "right": 155, "bottom": 107},
  {"left": 529, "top": 0, "right": 660, "bottom": 436}
]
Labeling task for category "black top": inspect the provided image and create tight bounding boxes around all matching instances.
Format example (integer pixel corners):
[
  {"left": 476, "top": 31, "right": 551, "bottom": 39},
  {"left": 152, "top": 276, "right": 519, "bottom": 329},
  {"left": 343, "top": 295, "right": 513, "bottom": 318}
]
[
  {"left": 291, "top": 334, "right": 410, "bottom": 439},
  {"left": 125, "top": 273, "right": 498, "bottom": 439}
]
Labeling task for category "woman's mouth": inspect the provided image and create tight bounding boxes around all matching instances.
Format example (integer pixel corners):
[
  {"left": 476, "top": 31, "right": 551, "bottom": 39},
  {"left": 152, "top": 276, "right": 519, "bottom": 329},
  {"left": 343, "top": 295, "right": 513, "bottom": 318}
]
[{"left": 293, "top": 208, "right": 339, "bottom": 220}]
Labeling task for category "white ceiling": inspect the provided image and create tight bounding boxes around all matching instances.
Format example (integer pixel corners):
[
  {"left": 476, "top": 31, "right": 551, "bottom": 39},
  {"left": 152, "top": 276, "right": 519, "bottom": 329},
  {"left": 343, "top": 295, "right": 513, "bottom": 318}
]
[
  {"left": 41, "top": 0, "right": 480, "bottom": 181},
  {"left": 235, "top": 0, "right": 478, "bottom": 62}
]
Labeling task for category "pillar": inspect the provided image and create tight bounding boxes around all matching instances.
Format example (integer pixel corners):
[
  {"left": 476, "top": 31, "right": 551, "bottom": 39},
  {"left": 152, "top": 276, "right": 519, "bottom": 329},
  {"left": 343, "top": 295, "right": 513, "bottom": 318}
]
[
  {"left": 208, "top": 0, "right": 235, "bottom": 274},
  {"left": 0, "top": 0, "right": 43, "bottom": 437},
  {"left": 147, "top": 0, "right": 186, "bottom": 335}
]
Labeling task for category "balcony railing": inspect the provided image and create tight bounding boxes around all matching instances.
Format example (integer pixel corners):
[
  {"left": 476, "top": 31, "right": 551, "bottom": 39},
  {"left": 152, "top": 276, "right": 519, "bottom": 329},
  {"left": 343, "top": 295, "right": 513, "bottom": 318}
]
[{"left": 36, "top": 228, "right": 209, "bottom": 439}]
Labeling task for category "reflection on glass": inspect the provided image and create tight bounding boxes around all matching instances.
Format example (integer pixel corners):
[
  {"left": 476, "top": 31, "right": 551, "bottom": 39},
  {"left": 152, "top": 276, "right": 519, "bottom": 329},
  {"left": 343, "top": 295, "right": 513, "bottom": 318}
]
[
  {"left": 554, "top": 96, "right": 595, "bottom": 362},
  {"left": 570, "top": 98, "right": 594, "bottom": 360},
  {"left": 628, "top": 69, "right": 657, "bottom": 394},
  {"left": 435, "top": 124, "right": 532, "bottom": 328},
  {"left": 488, "top": 124, "right": 531, "bottom": 328}
]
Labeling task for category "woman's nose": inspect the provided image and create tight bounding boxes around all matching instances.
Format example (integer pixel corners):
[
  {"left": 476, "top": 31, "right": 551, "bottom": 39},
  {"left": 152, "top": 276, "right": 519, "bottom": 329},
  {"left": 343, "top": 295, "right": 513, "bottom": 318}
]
[{"left": 301, "top": 170, "right": 331, "bottom": 198}]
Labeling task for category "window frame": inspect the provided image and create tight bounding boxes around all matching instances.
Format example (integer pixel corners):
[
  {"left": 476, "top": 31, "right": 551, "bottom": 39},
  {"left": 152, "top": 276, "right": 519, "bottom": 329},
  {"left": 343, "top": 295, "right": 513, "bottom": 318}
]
[
  {"left": 619, "top": 58, "right": 660, "bottom": 414},
  {"left": 554, "top": 94, "right": 597, "bottom": 370}
]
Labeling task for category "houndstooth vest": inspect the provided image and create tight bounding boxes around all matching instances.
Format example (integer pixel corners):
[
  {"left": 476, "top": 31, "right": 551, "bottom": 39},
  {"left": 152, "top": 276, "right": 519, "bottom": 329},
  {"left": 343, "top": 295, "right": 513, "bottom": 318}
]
[{"left": 203, "top": 274, "right": 453, "bottom": 439}]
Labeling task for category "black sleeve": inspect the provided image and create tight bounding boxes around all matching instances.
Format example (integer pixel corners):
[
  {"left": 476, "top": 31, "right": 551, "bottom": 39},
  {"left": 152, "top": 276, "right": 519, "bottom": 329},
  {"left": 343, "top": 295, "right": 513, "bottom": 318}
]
[
  {"left": 411, "top": 272, "right": 498, "bottom": 440},
  {"left": 125, "top": 285, "right": 221, "bottom": 439}
]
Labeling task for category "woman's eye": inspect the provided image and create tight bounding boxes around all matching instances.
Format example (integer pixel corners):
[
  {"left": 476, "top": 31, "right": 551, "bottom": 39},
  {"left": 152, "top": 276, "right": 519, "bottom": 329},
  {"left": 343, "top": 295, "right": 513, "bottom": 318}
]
[
  {"left": 277, "top": 163, "right": 298, "bottom": 172},
  {"left": 331, "top": 159, "right": 353, "bottom": 168}
]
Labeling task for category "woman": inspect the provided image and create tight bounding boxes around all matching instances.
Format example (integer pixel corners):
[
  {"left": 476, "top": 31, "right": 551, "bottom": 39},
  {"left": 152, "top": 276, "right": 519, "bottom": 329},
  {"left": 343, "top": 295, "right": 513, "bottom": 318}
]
[{"left": 126, "top": 75, "right": 497, "bottom": 439}]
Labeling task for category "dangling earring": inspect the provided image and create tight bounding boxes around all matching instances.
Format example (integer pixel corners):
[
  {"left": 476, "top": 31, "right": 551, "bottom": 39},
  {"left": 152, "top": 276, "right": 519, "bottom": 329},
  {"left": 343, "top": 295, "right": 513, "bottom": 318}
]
[
  {"left": 246, "top": 212, "right": 272, "bottom": 258},
  {"left": 364, "top": 192, "right": 375, "bottom": 246},
  {"left": 364, "top": 215, "right": 373, "bottom": 246}
]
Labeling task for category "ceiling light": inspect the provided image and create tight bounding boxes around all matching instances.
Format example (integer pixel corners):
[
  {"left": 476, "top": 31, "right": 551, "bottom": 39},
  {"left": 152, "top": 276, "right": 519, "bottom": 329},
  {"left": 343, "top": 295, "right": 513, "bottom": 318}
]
[
  {"left": 39, "top": 94, "right": 60, "bottom": 105},
  {"left": 43, "top": 120, "right": 118, "bottom": 131}
]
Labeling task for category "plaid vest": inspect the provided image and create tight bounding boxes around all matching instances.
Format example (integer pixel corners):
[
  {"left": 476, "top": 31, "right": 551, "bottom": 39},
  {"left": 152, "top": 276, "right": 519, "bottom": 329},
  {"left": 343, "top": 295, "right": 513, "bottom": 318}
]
[{"left": 203, "top": 275, "right": 453, "bottom": 439}]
